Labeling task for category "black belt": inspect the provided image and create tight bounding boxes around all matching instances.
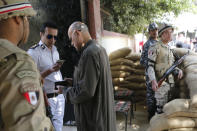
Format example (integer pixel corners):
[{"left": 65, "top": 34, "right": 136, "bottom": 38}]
[{"left": 47, "top": 93, "right": 59, "bottom": 98}]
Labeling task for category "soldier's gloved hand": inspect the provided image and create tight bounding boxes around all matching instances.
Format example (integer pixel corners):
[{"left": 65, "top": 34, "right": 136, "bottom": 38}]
[
  {"left": 151, "top": 80, "right": 158, "bottom": 91},
  {"left": 178, "top": 69, "right": 183, "bottom": 79}
]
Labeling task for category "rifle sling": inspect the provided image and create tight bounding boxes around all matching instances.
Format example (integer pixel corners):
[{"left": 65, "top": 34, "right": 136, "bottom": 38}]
[{"left": 171, "top": 49, "right": 180, "bottom": 60}]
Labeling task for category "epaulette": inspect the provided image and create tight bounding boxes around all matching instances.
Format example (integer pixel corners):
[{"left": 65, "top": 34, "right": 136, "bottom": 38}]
[
  {"left": 30, "top": 44, "right": 39, "bottom": 49},
  {"left": 41, "top": 44, "right": 46, "bottom": 50}
]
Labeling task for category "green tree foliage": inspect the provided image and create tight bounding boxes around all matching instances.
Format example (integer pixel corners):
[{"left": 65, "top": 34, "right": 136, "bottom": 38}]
[{"left": 101, "top": 0, "right": 197, "bottom": 35}]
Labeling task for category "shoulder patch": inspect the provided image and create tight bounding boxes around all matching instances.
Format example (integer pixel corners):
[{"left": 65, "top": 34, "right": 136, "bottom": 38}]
[
  {"left": 20, "top": 83, "right": 40, "bottom": 106},
  {"left": 30, "top": 44, "right": 39, "bottom": 49},
  {"left": 41, "top": 44, "right": 46, "bottom": 50},
  {"left": 20, "top": 82, "right": 39, "bottom": 93},
  {"left": 16, "top": 70, "right": 36, "bottom": 79}
]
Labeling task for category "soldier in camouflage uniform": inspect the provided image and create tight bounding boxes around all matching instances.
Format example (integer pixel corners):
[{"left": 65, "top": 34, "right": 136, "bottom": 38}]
[
  {"left": 147, "top": 23, "right": 183, "bottom": 115},
  {"left": 140, "top": 23, "right": 158, "bottom": 121},
  {"left": 0, "top": 0, "right": 53, "bottom": 130}
]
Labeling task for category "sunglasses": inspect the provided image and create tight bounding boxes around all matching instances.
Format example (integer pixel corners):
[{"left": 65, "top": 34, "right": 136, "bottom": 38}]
[{"left": 46, "top": 34, "right": 57, "bottom": 40}]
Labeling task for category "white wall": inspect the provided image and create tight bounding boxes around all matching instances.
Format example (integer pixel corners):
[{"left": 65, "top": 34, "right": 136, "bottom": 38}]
[{"left": 99, "top": 35, "right": 135, "bottom": 55}]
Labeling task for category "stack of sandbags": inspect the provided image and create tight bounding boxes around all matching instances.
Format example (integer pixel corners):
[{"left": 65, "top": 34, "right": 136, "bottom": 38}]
[
  {"left": 147, "top": 99, "right": 197, "bottom": 131},
  {"left": 148, "top": 48, "right": 197, "bottom": 131},
  {"left": 173, "top": 48, "right": 197, "bottom": 101},
  {"left": 109, "top": 47, "right": 146, "bottom": 102}
]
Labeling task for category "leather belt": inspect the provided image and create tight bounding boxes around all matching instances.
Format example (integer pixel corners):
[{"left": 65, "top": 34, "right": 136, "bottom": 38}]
[{"left": 47, "top": 93, "right": 59, "bottom": 98}]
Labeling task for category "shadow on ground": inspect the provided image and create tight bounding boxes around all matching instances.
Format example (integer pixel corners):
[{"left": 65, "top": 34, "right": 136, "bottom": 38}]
[{"left": 63, "top": 102, "right": 149, "bottom": 131}]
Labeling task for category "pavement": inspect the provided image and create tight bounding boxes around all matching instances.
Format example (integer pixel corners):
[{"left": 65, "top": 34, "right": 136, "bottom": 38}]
[{"left": 63, "top": 102, "right": 149, "bottom": 131}]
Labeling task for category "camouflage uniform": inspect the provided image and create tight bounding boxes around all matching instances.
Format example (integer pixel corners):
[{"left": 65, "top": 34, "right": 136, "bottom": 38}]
[
  {"left": 140, "top": 38, "right": 158, "bottom": 120},
  {"left": 147, "top": 41, "right": 176, "bottom": 114},
  {"left": 140, "top": 22, "right": 158, "bottom": 120},
  {"left": 0, "top": 39, "right": 53, "bottom": 131},
  {"left": 0, "top": 0, "right": 53, "bottom": 130}
]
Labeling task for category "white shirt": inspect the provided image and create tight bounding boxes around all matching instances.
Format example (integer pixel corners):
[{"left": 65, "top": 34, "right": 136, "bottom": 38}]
[{"left": 27, "top": 40, "right": 63, "bottom": 93}]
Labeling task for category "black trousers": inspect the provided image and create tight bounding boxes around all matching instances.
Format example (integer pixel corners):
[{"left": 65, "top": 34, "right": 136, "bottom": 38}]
[{"left": 63, "top": 101, "right": 75, "bottom": 123}]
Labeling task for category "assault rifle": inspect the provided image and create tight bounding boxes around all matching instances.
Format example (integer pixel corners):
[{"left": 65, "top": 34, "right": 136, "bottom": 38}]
[{"left": 157, "top": 51, "right": 189, "bottom": 88}]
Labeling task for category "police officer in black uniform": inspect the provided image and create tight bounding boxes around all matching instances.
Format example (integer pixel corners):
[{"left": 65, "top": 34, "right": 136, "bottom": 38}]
[{"left": 140, "top": 22, "right": 158, "bottom": 121}]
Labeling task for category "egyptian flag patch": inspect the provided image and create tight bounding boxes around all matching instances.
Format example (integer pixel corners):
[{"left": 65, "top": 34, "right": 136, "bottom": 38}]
[
  {"left": 23, "top": 92, "right": 39, "bottom": 105},
  {"left": 148, "top": 50, "right": 154, "bottom": 56},
  {"left": 20, "top": 83, "right": 40, "bottom": 106}
]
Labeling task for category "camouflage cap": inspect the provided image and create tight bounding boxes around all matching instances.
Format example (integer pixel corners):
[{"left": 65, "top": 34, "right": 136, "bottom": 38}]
[
  {"left": 158, "top": 23, "right": 174, "bottom": 37},
  {"left": 0, "top": 0, "right": 36, "bottom": 21},
  {"left": 148, "top": 22, "right": 158, "bottom": 31}
]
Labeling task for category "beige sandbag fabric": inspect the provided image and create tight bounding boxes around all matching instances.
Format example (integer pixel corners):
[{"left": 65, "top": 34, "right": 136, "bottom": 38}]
[
  {"left": 110, "top": 58, "right": 134, "bottom": 67},
  {"left": 130, "top": 68, "right": 145, "bottom": 75},
  {"left": 125, "top": 75, "right": 145, "bottom": 82},
  {"left": 114, "top": 86, "right": 129, "bottom": 91},
  {"left": 172, "top": 48, "right": 196, "bottom": 57},
  {"left": 111, "top": 71, "right": 130, "bottom": 78},
  {"left": 109, "top": 47, "right": 131, "bottom": 61},
  {"left": 169, "top": 128, "right": 197, "bottom": 131},
  {"left": 183, "top": 56, "right": 197, "bottom": 69},
  {"left": 149, "top": 113, "right": 196, "bottom": 131},
  {"left": 111, "top": 65, "right": 133, "bottom": 72},
  {"left": 185, "top": 77, "right": 197, "bottom": 108},
  {"left": 163, "top": 99, "right": 197, "bottom": 118},
  {"left": 120, "top": 82, "right": 145, "bottom": 90},
  {"left": 184, "top": 63, "right": 197, "bottom": 107},
  {"left": 179, "top": 79, "right": 189, "bottom": 98},
  {"left": 132, "top": 61, "right": 144, "bottom": 69},
  {"left": 125, "top": 53, "right": 141, "bottom": 61},
  {"left": 173, "top": 54, "right": 197, "bottom": 107},
  {"left": 112, "top": 78, "right": 130, "bottom": 85}
]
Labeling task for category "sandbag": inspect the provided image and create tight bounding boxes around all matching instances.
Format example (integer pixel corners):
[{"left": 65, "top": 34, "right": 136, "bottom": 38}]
[
  {"left": 183, "top": 56, "right": 197, "bottom": 69},
  {"left": 132, "top": 61, "right": 144, "bottom": 69},
  {"left": 111, "top": 71, "right": 130, "bottom": 78},
  {"left": 112, "top": 78, "right": 130, "bottom": 85},
  {"left": 178, "top": 79, "right": 189, "bottom": 98},
  {"left": 149, "top": 113, "right": 196, "bottom": 131},
  {"left": 109, "top": 47, "right": 131, "bottom": 61},
  {"left": 130, "top": 68, "right": 145, "bottom": 75},
  {"left": 110, "top": 58, "right": 134, "bottom": 67},
  {"left": 184, "top": 71, "right": 197, "bottom": 108},
  {"left": 169, "top": 128, "right": 197, "bottom": 131},
  {"left": 178, "top": 55, "right": 197, "bottom": 108},
  {"left": 120, "top": 82, "right": 146, "bottom": 90},
  {"left": 172, "top": 48, "right": 196, "bottom": 57},
  {"left": 111, "top": 65, "right": 133, "bottom": 72},
  {"left": 114, "top": 86, "right": 129, "bottom": 91},
  {"left": 125, "top": 75, "right": 145, "bottom": 82},
  {"left": 163, "top": 99, "right": 197, "bottom": 118},
  {"left": 125, "top": 53, "right": 141, "bottom": 61}
]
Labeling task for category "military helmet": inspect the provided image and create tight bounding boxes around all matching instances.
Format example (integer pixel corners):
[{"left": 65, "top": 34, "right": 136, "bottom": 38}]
[
  {"left": 148, "top": 22, "right": 158, "bottom": 31},
  {"left": 158, "top": 23, "right": 174, "bottom": 37},
  {"left": 0, "top": 0, "right": 36, "bottom": 21}
]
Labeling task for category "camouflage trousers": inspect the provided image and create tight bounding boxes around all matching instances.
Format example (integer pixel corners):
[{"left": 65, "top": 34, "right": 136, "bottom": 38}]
[
  {"left": 154, "top": 82, "right": 171, "bottom": 114},
  {"left": 146, "top": 76, "right": 156, "bottom": 121}
]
